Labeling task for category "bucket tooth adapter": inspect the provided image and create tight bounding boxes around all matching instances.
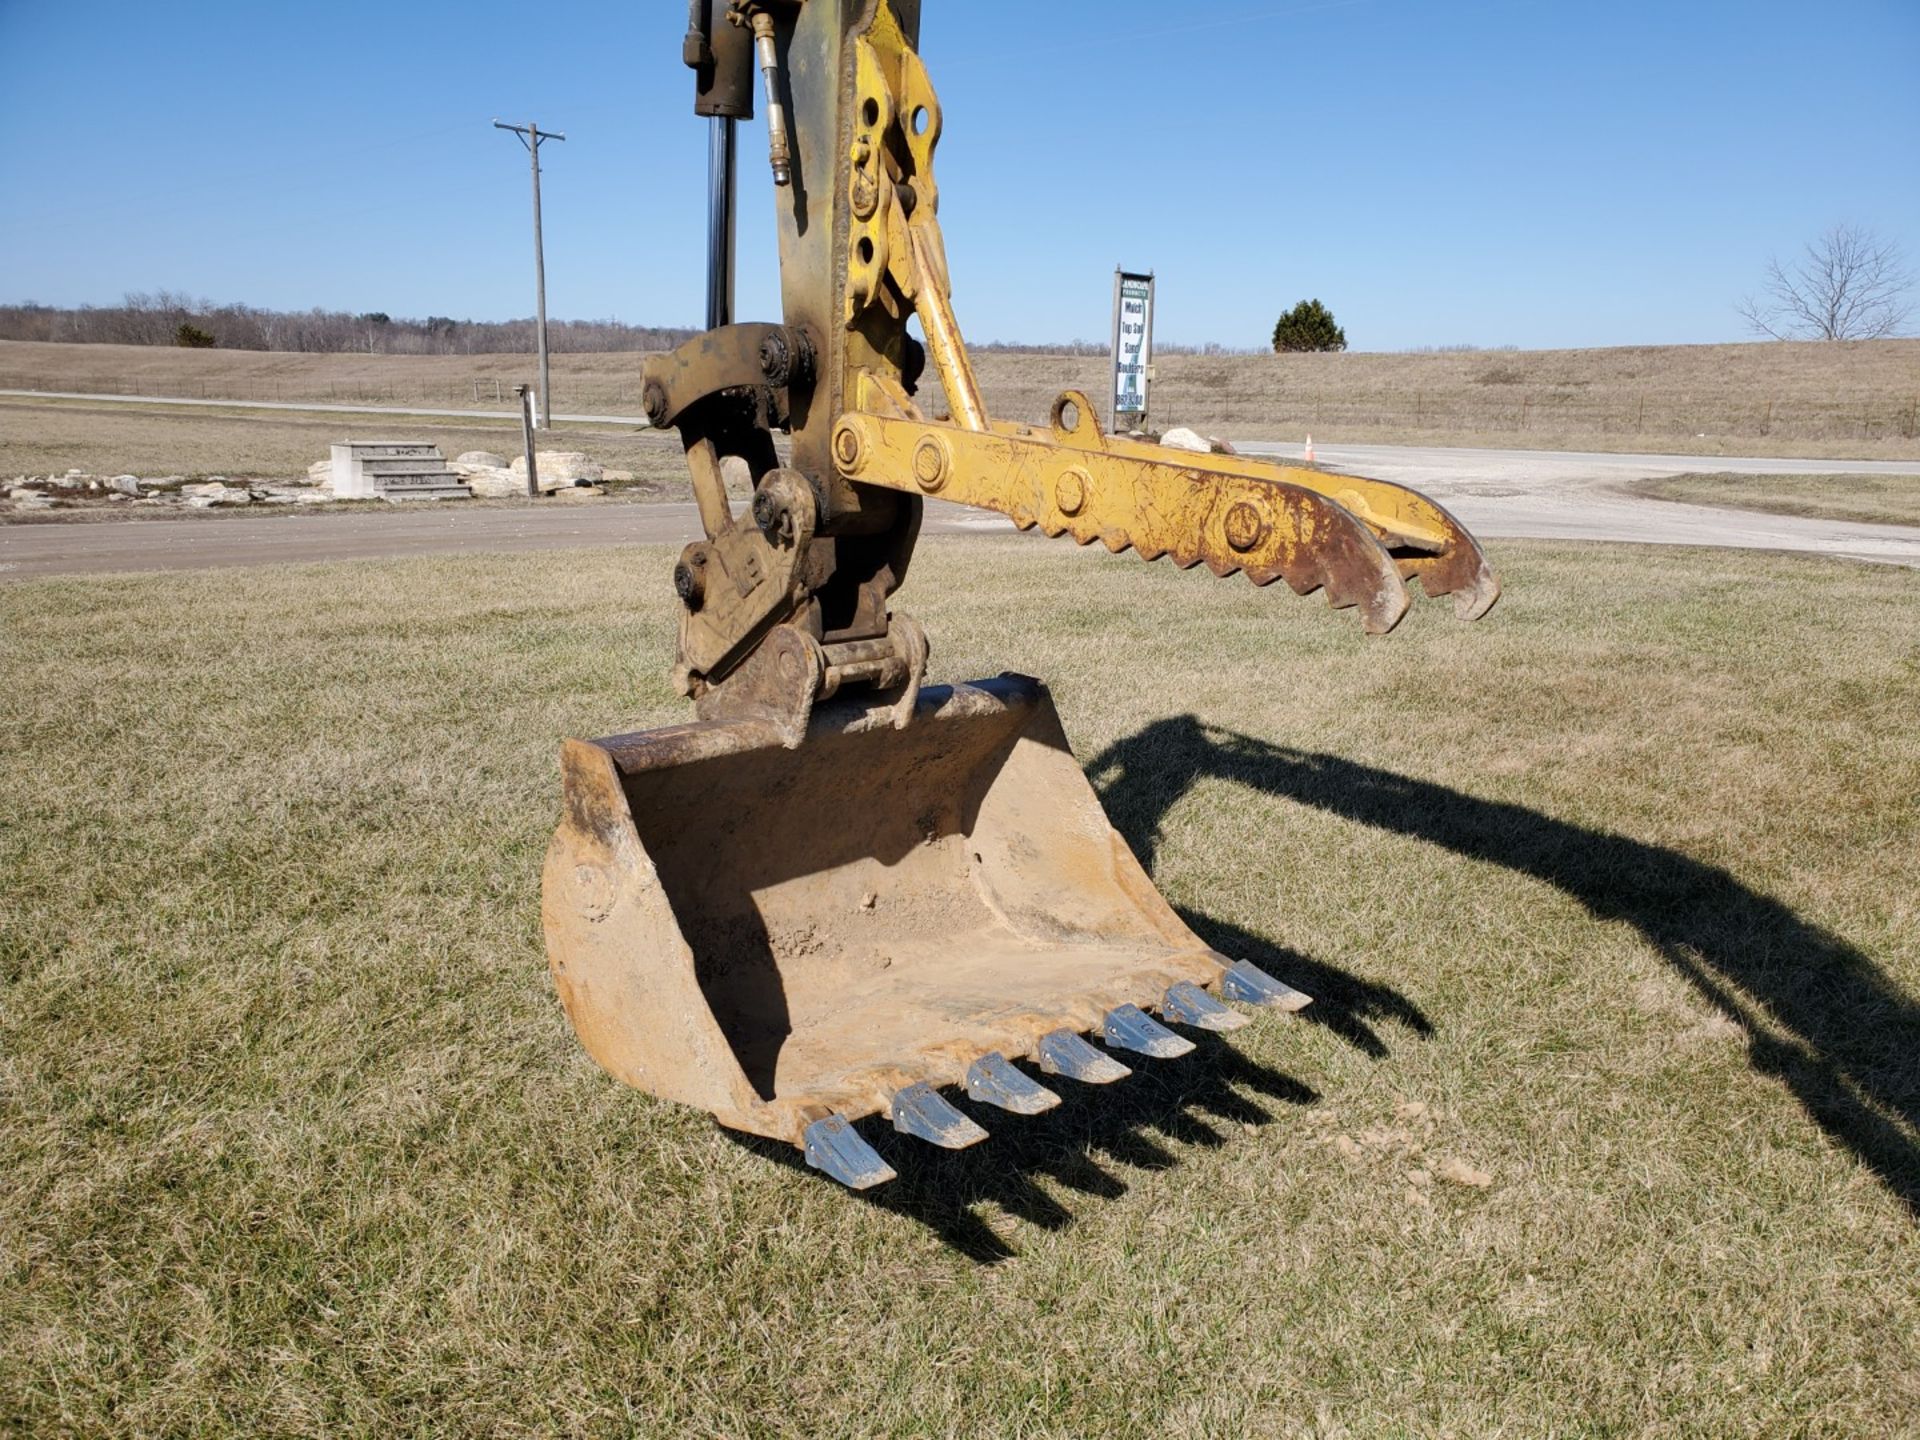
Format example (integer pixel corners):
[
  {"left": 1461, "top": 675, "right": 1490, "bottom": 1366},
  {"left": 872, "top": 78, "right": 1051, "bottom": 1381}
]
[{"left": 543, "top": 0, "right": 1499, "bottom": 1187}]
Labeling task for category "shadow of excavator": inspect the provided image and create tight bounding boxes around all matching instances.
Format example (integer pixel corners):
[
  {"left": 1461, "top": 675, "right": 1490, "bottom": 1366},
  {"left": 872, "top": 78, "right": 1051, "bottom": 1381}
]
[
  {"left": 1088, "top": 715, "right": 1920, "bottom": 1221},
  {"left": 738, "top": 713, "right": 1916, "bottom": 1257}
]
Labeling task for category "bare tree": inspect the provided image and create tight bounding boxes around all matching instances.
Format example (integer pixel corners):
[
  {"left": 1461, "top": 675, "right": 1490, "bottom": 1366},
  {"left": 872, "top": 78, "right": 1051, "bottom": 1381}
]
[{"left": 1739, "top": 224, "right": 1914, "bottom": 341}]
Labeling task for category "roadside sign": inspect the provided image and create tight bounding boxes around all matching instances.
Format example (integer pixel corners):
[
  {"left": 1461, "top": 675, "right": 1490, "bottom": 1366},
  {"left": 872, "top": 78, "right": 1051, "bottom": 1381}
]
[{"left": 1110, "top": 269, "right": 1155, "bottom": 430}]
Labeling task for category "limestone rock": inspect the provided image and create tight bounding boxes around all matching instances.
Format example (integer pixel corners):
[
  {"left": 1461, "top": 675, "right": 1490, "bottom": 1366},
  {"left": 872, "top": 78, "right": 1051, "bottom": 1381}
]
[
  {"left": 182, "top": 481, "right": 249, "bottom": 507},
  {"left": 464, "top": 466, "right": 523, "bottom": 499},
  {"left": 450, "top": 450, "right": 507, "bottom": 472},
  {"left": 1160, "top": 426, "right": 1237, "bottom": 455},
  {"left": 511, "top": 451, "right": 602, "bottom": 490},
  {"left": 719, "top": 454, "right": 753, "bottom": 495},
  {"left": 108, "top": 474, "right": 142, "bottom": 496}
]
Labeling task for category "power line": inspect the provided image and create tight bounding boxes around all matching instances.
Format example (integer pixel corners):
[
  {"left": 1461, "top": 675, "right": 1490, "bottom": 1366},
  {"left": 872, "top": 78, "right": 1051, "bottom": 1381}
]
[{"left": 493, "top": 119, "right": 566, "bottom": 428}]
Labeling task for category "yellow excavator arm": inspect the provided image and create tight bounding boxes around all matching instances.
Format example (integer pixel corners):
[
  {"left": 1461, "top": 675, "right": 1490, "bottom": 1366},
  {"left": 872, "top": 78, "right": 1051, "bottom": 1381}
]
[
  {"left": 541, "top": 0, "right": 1498, "bottom": 1189},
  {"left": 640, "top": 0, "right": 1495, "bottom": 734}
]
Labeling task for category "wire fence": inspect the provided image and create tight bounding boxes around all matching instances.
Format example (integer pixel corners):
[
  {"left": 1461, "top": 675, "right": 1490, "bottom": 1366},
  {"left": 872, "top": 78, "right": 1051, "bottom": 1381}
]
[
  {"left": 0, "top": 372, "right": 652, "bottom": 413},
  {"left": 4, "top": 369, "right": 1918, "bottom": 446},
  {"left": 1145, "top": 388, "right": 1920, "bottom": 445}
]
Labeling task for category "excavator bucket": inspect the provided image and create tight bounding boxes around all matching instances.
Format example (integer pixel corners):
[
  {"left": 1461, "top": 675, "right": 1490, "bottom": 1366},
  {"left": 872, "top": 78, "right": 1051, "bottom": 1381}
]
[{"left": 542, "top": 674, "right": 1309, "bottom": 1188}]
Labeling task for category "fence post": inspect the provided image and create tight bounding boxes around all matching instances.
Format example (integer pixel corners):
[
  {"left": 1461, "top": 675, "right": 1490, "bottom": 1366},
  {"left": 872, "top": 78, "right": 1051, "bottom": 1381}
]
[{"left": 516, "top": 383, "right": 540, "bottom": 497}]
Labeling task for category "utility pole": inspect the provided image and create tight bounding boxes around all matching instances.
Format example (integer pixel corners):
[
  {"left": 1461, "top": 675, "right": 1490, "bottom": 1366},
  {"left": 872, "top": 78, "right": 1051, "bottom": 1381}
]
[{"left": 492, "top": 118, "right": 565, "bottom": 429}]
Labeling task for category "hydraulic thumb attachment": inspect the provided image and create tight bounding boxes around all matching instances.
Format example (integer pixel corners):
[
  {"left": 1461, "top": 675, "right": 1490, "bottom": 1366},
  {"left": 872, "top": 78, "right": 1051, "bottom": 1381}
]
[
  {"left": 542, "top": 0, "right": 1498, "bottom": 1189},
  {"left": 830, "top": 390, "right": 1500, "bottom": 636}
]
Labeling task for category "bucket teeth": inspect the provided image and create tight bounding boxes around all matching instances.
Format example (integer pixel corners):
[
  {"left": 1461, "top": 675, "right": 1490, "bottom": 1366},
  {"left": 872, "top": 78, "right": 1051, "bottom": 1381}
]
[
  {"left": 1037, "top": 1028, "right": 1132, "bottom": 1084},
  {"left": 965, "top": 1052, "right": 1062, "bottom": 1114},
  {"left": 1162, "top": 980, "right": 1250, "bottom": 1032},
  {"left": 890, "top": 1082, "right": 990, "bottom": 1149},
  {"left": 1218, "top": 958, "right": 1314, "bottom": 1012},
  {"left": 1101, "top": 1003, "right": 1197, "bottom": 1059},
  {"left": 802, "top": 1114, "right": 897, "bottom": 1190}
]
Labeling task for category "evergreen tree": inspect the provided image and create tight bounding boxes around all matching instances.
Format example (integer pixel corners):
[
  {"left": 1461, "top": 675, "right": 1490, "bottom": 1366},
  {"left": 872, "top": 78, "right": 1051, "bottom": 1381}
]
[{"left": 1271, "top": 299, "right": 1347, "bottom": 353}]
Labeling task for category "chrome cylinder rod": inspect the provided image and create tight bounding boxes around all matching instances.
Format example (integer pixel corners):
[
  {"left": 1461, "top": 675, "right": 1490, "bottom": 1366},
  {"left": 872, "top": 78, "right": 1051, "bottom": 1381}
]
[{"left": 706, "top": 115, "right": 738, "bottom": 331}]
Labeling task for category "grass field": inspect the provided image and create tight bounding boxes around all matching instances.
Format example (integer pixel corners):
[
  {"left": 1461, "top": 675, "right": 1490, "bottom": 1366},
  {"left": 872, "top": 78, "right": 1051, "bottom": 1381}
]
[
  {"left": 1634, "top": 470, "right": 1920, "bottom": 528},
  {"left": 0, "top": 395, "right": 692, "bottom": 492},
  {"left": 3, "top": 538, "right": 1918, "bottom": 1435},
  {"left": 5, "top": 335, "right": 1919, "bottom": 461}
]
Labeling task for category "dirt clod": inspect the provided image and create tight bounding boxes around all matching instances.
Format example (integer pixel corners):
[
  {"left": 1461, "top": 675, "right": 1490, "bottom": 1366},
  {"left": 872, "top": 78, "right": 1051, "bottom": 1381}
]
[{"left": 1436, "top": 1157, "right": 1494, "bottom": 1189}]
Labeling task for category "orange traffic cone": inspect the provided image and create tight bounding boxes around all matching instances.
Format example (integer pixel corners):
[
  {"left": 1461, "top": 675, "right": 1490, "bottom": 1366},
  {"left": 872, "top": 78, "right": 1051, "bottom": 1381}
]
[{"left": 1304, "top": 434, "right": 1315, "bottom": 464}]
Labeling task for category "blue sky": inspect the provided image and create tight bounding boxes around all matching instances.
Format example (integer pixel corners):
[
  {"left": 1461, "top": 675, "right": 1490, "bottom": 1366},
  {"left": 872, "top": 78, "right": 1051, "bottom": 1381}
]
[{"left": 1, "top": 0, "right": 1915, "bottom": 351}]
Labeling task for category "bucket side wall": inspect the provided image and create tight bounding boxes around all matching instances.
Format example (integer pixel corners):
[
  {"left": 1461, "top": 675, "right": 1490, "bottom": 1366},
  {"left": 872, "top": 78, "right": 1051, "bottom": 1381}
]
[{"left": 542, "top": 739, "right": 768, "bottom": 1130}]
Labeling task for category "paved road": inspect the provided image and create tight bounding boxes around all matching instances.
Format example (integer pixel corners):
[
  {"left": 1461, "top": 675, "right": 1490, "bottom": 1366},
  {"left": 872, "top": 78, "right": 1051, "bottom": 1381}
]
[
  {"left": 4, "top": 440, "right": 1918, "bottom": 580},
  {"left": 1236, "top": 440, "right": 1920, "bottom": 567},
  {"left": 0, "top": 388, "right": 651, "bottom": 426}
]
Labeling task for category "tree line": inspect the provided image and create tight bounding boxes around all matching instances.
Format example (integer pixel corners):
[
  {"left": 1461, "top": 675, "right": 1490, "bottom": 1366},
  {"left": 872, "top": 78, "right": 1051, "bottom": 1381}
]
[
  {"left": 0, "top": 293, "right": 700, "bottom": 355},
  {"left": 0, "top": 296, "right": 1285, "bottom": 357}
]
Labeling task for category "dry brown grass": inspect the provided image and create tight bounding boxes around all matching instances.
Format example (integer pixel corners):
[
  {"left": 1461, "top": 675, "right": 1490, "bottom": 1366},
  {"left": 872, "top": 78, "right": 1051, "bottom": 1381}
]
[
  {"left": 1632, "top": 470, "right": 1920, "bottom": 528},
  {"left": 0, "top": 396, "right": 691, "bottom": 489},
  {"left": 957, "top": 340, "right": 1920, "bottom": 458},
  {"left": 3, "top": 537, "right": 1918, "bottom": 1435},
  {"left": 5, "top": 336, "right": 1919, "bottom": 459},
  {"left": 0, "top": 339, "right": 658, "bottom": 415}
]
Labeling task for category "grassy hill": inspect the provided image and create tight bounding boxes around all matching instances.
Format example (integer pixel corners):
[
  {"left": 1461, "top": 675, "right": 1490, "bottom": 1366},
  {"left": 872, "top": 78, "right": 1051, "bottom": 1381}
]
[{"left": 3, "top": 336, "right": 1917, "bottom": 460}]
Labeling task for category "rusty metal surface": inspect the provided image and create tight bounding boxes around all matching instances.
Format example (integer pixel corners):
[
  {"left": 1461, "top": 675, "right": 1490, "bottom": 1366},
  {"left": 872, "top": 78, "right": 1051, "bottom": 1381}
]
[
  {"left": 640, "top": 323, "right": 812, "bottom": 433},
  {"left": 687, "top": 0, "right": 757, "bottom": 118},
  {"left": 776, "top": 0, "right": 924, "bottom": 518},
  {"left": 833, "top": 400, "right": 1421, "bottom": 633},
  {"left": 675, "top": 468, "right": 818, "bottom": 684},
  {"left": 544, "top": 678, "right": 1243, "bottom": 1145}
]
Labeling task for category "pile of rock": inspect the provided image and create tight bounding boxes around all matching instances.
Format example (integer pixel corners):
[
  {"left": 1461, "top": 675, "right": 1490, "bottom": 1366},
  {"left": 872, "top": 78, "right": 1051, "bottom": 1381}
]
[
  {"left": 3, "top": 470, "right": 336, "bottom": 514},
  {"left": 180, "top": 480, "right": 332, "bottom": 507},
  {"left": 445, "top": 449, "right": 611, "bottom": 499},
  {"left": 446, "top": 451, "right": 518, "bottom": 497},
  {"left": 4, "top": 446, "right": 626, "bottom": 517},
  {"left": 7, "top": 469, "right": 158, "bottom": 507}
]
